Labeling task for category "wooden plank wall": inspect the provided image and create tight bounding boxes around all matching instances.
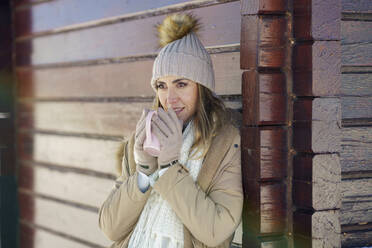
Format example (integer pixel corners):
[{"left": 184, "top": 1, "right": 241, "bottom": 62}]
[
  {"left": 13, "top": 1, "right": 243, "bottom": 247},
  {"left": 340, "top": 0, "right": 372, "bottom": 246}
]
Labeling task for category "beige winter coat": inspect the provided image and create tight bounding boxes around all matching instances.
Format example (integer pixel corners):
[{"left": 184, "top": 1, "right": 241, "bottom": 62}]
[{"left": 98, "top": 117, "right": 243, "bottom": 248}]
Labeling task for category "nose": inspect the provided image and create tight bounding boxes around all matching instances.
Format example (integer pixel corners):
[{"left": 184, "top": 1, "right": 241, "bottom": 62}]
[{"left": 166, "top": 87, "right": 178, "bottom": 105}]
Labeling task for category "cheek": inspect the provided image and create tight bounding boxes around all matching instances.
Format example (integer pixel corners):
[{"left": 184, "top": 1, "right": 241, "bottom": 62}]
[{"left": 186, "top": 88, "right": 198, "bottom": 110}]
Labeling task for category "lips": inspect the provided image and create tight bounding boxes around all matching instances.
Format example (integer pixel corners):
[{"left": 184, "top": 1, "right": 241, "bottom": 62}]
[{"left": 172, "top": 107, "right": 184, "bottom": 115}]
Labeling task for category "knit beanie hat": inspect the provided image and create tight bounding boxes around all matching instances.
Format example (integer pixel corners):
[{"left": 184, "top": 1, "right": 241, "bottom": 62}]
[{"left": 151, "top": 13, "right": 215, "bottom": 93}]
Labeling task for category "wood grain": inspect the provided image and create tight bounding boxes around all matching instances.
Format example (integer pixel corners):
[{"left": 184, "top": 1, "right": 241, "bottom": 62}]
[
  {"left": 341, "top": 228, "right": 372, "bottom": 247},
  {"left": 341, "top": 178, "right": 372, "bottom": 225},
  {"left": 293, "top": 98, "right": 341, "bottom": 122},
  {"left": 240, "top": 0, "right": 288, "bottom": 14},
  {"left": 242, "top": 71, "right": 287, "bottom": 126},
  {"left": 293, "top": 154, "right": 341, "bottom": 210},
  {"left": 293, "top": 120, "right": 341, "bottom": 153},
  {"left": 342, "top": 43, "right": 372, "bottom": 66},
  {"left": 15, "top": 2, "right": 240, "bottom": 66},
  {"left": 14, "top": 0, "right": 191, "bottom": 37},
  {"left": 241, "top": 15, "right": 287, "bottom": 69},
  {"left": 342, "top": 0, "right": 372, "bottom": 13},
  {"left": 18, "top": 101, "right": 151, "bottom": 137},
  {"left": 19, "top": 163, "right": 114, "bottom": 208},
  {"left": 17, "top": 132, "right": 121, "bottom": 175},
  {"left": 293, "top": 0, "right": 341, "bottom": 40},
  {"left": 19, "top": 192, "right": 112, "bottom": 247},
  {"left": 292, "top": 97, "right": 341, "bottom": 153},
  {"left": 16, "top": 52, "right": 242, "bottom": 99},
  {"left": 241, "top": 126, "right": 287, "bottom": 180},
  {"left": 342, "top": 96, "right": 372, "bottom": 119},
  {"left": 341, "top": 73, "right": 372, "bottom": 96},
  {"left": 244, "top": 180, "right": 287, "bottom": 234},
  {"left": 17, "top": 99, "right": 241, "bottom": 136},
  {"left": 293, "top": 210, "right": 341, "bottom": 248},
  {"left": 20, "top": 222, "right": 93, "bottom": 248},
  {"left": 341, "top": 14, "right": 372, "bottom": 68},
  {"left": 293, "top": 41, "right": 341, "bottom": 96},
  {"left": 240, "top": 10, "right": 290, "bottom": 243},
  {"left": 341, "top": 199, "right": 372, "bottom": 226},
  {"left": 341, "top": 127, "right": 372, "bottom": 172},
  {"left": 342, "top": 21, "right": 372, "bottom": 44}
]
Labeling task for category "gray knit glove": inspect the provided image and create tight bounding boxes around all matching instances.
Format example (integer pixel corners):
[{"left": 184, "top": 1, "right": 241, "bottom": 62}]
[
  {"left": 134, "top": 108, "right": 157, "bottom": 176},
  {"left": 151, "top": 108, "right": 183, "bottom": 167}
]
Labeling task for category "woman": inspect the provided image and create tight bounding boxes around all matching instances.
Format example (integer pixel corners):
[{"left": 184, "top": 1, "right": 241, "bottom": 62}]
[{"left": 98, "top": 13, "right": 243, "bottom": 248}]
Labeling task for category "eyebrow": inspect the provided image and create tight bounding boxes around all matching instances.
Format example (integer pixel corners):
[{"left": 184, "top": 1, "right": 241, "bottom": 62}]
[{"left": 156, "top": 78, "right": 188, "bottom": 84}]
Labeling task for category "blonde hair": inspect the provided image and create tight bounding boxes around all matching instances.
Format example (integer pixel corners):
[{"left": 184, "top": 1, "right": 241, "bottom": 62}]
[{"left": 152, "top": 84, "right": 227, "bottom": 160}]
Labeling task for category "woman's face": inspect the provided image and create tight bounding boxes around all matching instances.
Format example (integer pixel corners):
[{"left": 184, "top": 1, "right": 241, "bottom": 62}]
[{"left": 155, "top": 75, "right": 199, "bottom": 123}]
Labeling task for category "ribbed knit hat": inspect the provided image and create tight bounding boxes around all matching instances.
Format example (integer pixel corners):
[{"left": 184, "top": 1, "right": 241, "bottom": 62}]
[{"left": 151, "top": 14, "right": 215, "bottom": 92}]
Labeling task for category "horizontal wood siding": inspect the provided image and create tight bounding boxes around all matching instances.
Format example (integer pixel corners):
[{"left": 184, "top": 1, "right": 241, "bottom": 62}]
[
  {"left": 14, "top": 1, "right": 243, "bottom": 247},
  {"left": 15, "top": 2, "right": 240, "bottom": 66},
  {"left": 16, "top": 52, "right": 241, "bottom": 98},
  {"left": 14, "top": 0, "right": 191, "bottom": 37},
  {"left": 340, "top": 0, "right": 372, "bottom": 246}
]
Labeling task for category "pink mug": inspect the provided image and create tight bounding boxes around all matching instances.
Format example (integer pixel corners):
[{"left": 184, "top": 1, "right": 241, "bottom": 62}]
[{"left": 143, "top": 110, "right": 161, "bottom": 156}]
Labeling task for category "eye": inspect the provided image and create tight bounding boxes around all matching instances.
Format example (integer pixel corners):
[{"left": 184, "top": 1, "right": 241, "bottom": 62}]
[
  {"left": 177, "top": 81, "right": 188, "bottom": 88},
  {"left": 156, "top": 82, "right": 166, "bottom": 89}
]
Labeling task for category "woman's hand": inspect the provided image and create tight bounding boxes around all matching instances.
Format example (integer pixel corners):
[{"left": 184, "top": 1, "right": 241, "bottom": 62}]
[
  {"left": 151, "top": 108, "right": 183, "bottom": 167},
  {"left": 134, "top": 109, "right": 157, "bottom": 175}
]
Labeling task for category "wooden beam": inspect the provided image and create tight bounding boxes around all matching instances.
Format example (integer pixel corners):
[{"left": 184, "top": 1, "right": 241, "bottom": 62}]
[
  {"left": 241, "top": 15, "right": 287, "bottom": 69},
  {"left": 293, "top": 154, "right": 341, "bottom": 210},
  {"left": 242, "top": 71, "right": 287, "bottom": 126},
  {"left": 16, "top": 52, "right": 242, "bottom": 99},
  {"left": 293, "top": 0, "right": 341, "bottom": 40},
  {"left": 293, "top": 42, "right": 341, "bottom": 96},
  {"left": 241, "top": 0, "right": 288, "bottom": 15},
  {"left": 15, "top": 2, "right": 241, "bottom": 66},
  {"left": 242, "top": 127, "right": 288, "bottom": 181},
  {"left": 292, "top": 98, "right": 341, "bottom": 153},
  {"left": 292, "top": 1, "right": 342, "bottom": 247},
  {"left": 293, "top": 211, "right": 341, "bottom": 248},
  {"left": 18, "top": 192, "right": 111, "bottom": 247},
  {"left": 240, "top": 0, "right": 291, "bottom": 246}
]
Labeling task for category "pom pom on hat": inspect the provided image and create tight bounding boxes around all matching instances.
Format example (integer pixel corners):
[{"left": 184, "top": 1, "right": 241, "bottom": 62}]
[
  {"left": 156, "top": 13, "right": 201, "bottom": 47},
  {"left": 151, "top": 13, "right": 215, "bottom": 93}
]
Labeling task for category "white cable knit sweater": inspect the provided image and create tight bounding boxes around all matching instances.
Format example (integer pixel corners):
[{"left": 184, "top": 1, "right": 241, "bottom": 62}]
[{"left": 128, "top": 120, "right": 203, "bottom": 248}]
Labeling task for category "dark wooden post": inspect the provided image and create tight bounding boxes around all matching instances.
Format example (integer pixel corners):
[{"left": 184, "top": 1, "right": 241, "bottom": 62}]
[
  {"left": 240, "top": 0, "right": 292, "bottom": 247},
  {"left": 292, "top": 0, "right": 342, "bottom": 247},
  {"left": 0, "top": 1, "right": 18, "bottom": 247},
  {"left": 241, "top": 0, "right": 342, "bottom": 247}
]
